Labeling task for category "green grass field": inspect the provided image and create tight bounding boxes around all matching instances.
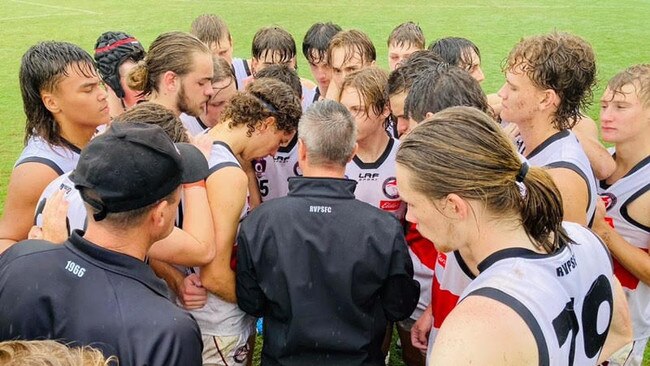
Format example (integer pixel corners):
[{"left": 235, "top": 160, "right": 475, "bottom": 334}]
[{"left": 0, "top": 0, "right": 648, "bottom": 364}]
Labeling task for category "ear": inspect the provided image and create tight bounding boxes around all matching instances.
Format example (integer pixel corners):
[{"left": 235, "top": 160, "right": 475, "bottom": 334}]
[
  {"left": 370, "top": 60, "right": 376, "bottom": 67},
  {"left": 539, "top": 89, "right": 559, "bottom": 111},
  {"left": 298, "top": 138, "right": 307, "bottom": 162},
  {"left": 257, "top": 116, "right": 275, "bottom": 133},
  {"left": 250, "top": 58, "right": 259, "bottom": 74},
  {"left": 41, "top": 91, "right": 61, "bottom": 114},
  {"left": 150, "top": 199, "right": 170, "bottom": 230},
  {"left": 381, "top": 104, "right": 391, "bottom": 119},
  {"left": 445, "top": 193, "right": 470, "bottom": 221},
  {"left": 162, "top": 71, "right": 178, "bottom": 93},
  {"left": 347, "top": 143, "right": 359, "bottom": 163},
  {"left": 290, "top": 57, "right": 297, "bottom": 70},
  {"left": 425, "top": 111, "right": 435, "bottom": 120}
]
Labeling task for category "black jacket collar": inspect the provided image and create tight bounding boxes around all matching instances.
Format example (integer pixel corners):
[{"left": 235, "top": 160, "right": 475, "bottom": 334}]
[{"left": 288, "top": 177, "right": 357, "bottom": 199}]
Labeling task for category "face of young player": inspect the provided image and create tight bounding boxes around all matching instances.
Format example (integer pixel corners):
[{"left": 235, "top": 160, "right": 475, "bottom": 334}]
[
  {"left": 246, "top": 120, "right": 294, "bottom": 160},
  {"left": 459, "top": 49, "right": 485, "bottom": 84},
  {"left": 389, "top": 91, "right": 416, "bottom": 138},
  {"left": 118, "top": 60, "right": 144, "bottom": 108},
  {"left": 600, "top": 83, "right": 650, "bottom": 144},
  {"left": 388, "top": 43, "right": 420, "bottom": 71},
  {"left": 330, "top": 47, "right": 372, "bottom": 88},
  {"left": 202, "top": 78, "right": 237, "bottom": 127},
  {"left": 396, "top": 164, "right": 460, "bottom": 253},
  {"left": 252, "top": 50, "right": 297, "bottom": 74},
  {"left": 308, "top": 50, "right": 332, "bottom": 95},
  {"left": 209, "top": 37, "right": 234, "bottom": 66},
  {"left": 50, "top": 63, "right": 110, "bottom": 129},
  {"left": 497, "top": 68, "right": 544, "bottom": 125},
  {"left": 339, "top": 86, "right": 386, "bottom": 144},
  {"left": 176, "top": 52, "right": 215, "bottom": 117}
]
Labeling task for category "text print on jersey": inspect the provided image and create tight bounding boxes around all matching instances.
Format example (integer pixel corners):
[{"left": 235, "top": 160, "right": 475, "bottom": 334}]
[{"left": 309, "top": 205, "right": 332, "bottom": 213}]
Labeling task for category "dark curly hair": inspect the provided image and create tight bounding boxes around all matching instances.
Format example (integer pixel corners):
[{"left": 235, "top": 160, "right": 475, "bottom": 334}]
[
  {"left": 221, "top": 77, "right": 302, "bottom": 136},
  {"left": 504, "top": 32, "right": 596, "bottom": 130}
]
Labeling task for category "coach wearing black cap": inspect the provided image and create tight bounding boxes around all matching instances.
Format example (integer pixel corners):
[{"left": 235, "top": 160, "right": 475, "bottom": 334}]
[{"left": 0, "top": 123, "right": 208, "bottom": 365}]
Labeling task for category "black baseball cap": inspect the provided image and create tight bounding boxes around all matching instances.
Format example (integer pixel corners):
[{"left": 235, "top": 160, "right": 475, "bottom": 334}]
[{"left": 70, "top": 123, "right": 208, "bottom": 221}]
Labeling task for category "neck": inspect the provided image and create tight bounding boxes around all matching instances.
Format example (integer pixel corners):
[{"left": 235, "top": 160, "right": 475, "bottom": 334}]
[
  {"left": 82, "top": 222, "right": 151, "bottom": 261},
  {"left": 149, "top": 92, "right": 180, "bottom": 117},
  {"left": 207, "top": 122, "right": 246, "bottom": 156},
  {"left": 58, "top": 120, "right": 97, "bottom": 150},
  {"left": 517, "top": 114, "right": 559, "bottom": 156},
  {"left": 609, "top": 138, "right": 650, "bottom": 182},
  {"left": 301, "top": 164, "right": 346, "bottom": 179},
  {"left": 356, "top": 130, "right": 389, "bottom": 163},
  {"left": 464, "top": 215, "right": 545, "bottom": 270}
]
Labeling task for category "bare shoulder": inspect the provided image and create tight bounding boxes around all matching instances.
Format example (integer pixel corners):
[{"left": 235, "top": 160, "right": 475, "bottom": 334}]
[{"left": 430, "top": 294, "right": 538, "bottom": 365}]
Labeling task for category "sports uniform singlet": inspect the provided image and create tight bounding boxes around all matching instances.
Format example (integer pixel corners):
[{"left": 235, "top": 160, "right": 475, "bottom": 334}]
[{"left": 254, "top": 135, "right": 300, "bottom": 202}]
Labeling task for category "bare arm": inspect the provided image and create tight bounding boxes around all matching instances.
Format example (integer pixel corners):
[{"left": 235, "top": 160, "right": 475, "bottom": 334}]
[
  {"left": 429, "top": 295, "right": 538, "bottom": 365},
  {"left": 199, "top": 167, "right": 248, "bottom": 303},
  {"left": 598, "top": 277, "right": 633, "bottom": 363},
  {"left": 149, "top": 259, "right": 208, "bottom": 310},
  {"left": 546, "top": 167, "right": 589, "bottom": 226},
  {"left": 411, "top": 303, "right": 433, "bottom": 351},
  {"left": 147, "top": 184, "right": 215, "bottom": 266},
  {"left": 572, "top": 116, "right": 616, "bottom": 180},
  {"left": 0, "top": 163, "right": 59, "bottom": 252},
  {"left": 593, "top": 198, "right": 650, "bottom": 286}
]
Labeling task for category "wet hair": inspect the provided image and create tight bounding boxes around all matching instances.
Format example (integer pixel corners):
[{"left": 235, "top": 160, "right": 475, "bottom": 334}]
[
  {"left": 112, "top": 102, "right": 189, "bottom": 143},
  {"left": 94, "top": 31, "right": 145, "bottom": 99},
  {"left": 387, "top": 21, "right": 425, "bottom": 49},
  {"left": 255, "top": 64, "right": 303, "bottom": 99},
  {"left": 338, "top": 66, "right": 389, "bottom": 118},
  {"left": 504, "top": 32, "right": 596, "bottom": 130},
  {"left": 405, "top": 66, "right": 492, "bottom": 122},
  {"left": 221, "top": 77, "right": 302, "bottom": 136},
  {"left": 302, "top": 22, "right": 342, "bottom": 64},
  {"left": 127, "top": 31, "right": 210, "bottom": 97},
  {"left": 299, "top": 100, "right": 356, "bottom": 167},
  {"left": 190, "top": 14, "right": 232, "bottom": 46},
  {"left": 428, "top": 36, "right": 480, "bottom": 69},
  {"left": 327, "top": 29, "right": 377, "bottom": 66},
  {"left": 0, "top": 339, "right": 117, "bottom": 365},
  {"left": 19, "top": 41, "right": 97, "bottom": 146},
  {"left": 605, "top": 64, "right": 650, "bottom": 109},
  {"left": 211, "top": 56, "right": 236, "bottom": 93},
  {"left": 387, "top": 50, "right": 445, "bottom": 96},
  {"left": 251, "top": 26, "right": 296, "bottom": 63},
  {"left": 397, "top": 106, "right": 571, "bottom": 253}
]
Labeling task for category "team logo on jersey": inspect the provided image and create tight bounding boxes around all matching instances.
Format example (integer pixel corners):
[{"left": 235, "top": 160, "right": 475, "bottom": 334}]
[
  {"left": 382, "top": 177, "right": 400, "bottom": 199},
  {"left": 437, "top": 252, "right": 447, "bottom": 268},
  {"left": 600, "top": 193, "right": 617, "bottom": 210},
  {"left": 233, "top": 343, "right": 250, "bottom": 363},
  {"left": 293, "top": 162, "right": 303, "bottom": 176},
  {"left": 254, "top": 159, "right": 267, "bottom": 178}
]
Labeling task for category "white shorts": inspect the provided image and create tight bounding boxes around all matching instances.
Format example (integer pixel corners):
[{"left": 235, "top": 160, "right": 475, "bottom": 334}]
[{"left": 201, "top": 329, "right": 255, "bottom": 366}]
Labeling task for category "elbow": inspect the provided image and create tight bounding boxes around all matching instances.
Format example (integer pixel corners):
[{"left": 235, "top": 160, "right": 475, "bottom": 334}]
[{"left": 199, "top": 273, "right": 237, "bottom": 303}]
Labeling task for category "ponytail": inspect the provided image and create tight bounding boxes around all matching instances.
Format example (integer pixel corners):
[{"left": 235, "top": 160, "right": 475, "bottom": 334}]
[
  {"left": 126, "top": 60, "right": 148, "bottom": 94},
  {"left": 517, "top": 165, "right": 572, "bottom": 252}
]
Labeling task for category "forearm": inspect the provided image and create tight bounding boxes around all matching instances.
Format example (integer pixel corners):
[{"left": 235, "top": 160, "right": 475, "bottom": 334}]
[
  {"left": 149, "top": 258, "right": 186, "bottom": 297},
  {"left": 579, "top": 139, "right": 616, "bottom": 180},
  {"left": 200, "top": 255, "right": 237, "bottom": 303},
  {"left": 595, "top": 225, "right": 650, "bottom": 286}
]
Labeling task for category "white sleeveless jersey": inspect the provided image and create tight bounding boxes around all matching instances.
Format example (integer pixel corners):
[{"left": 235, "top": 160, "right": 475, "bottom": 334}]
[
  {"left": 186, "top": 140, "right": 254, "bottom": 336},
  {"left": 599, "top": 151, "right": 650, "bottom": 340},
  {"left": 345, "top": 137, "right": 406, "bottom": 219},
  {"left": 527, "top": 130, "right": 597, "bottom": 226},
  {"left": 254, "top": 135, "right": 300, "bottom": 202},
  {"left": 460, "top": 222, "right": 615, "bottom": 366},
  {"left": 15, "top": 136, "right": 80, "bottom": 175},
  {"left": 179, "top": 113, "right": 208, "bottom": 137},
  {"left": 302, "top": 85, "right": 317, "bottom": 112},
  {"left": 232, "top": 57, "right": 251, "bottom": 91},
  {"left": 35, "top": 172, "right": 87, "bottom": 234},
  {"left": 426, "top": 250, "right": 475, "bottom": 358}
]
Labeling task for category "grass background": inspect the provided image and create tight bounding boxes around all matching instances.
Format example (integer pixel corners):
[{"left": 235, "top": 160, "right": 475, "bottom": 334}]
[{"left": 0, "top": 0, "right": 648, "bottom": 364}]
